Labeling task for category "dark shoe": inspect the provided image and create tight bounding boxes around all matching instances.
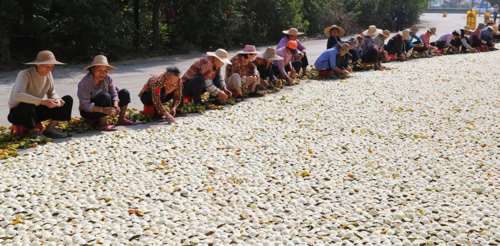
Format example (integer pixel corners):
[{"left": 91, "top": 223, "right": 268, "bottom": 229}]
[
  {"left": 248, "top": 91, "right": 266, "bottom": 97},
  {"left": 43, "top": 127, "right": 69, "bottom": 139}
]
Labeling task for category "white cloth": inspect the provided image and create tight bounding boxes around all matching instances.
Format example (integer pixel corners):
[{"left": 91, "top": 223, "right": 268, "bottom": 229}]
[{"left": 8, "top": 67, "right": 59, "bottom": 108}]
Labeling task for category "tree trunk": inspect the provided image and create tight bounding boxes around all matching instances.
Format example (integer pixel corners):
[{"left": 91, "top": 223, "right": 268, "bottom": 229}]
[
  {"left": 133, "top": 0, "right": 140, "bottom": 49},
  {"left": 18, "top": 0, "right": 34, "bottom": 27},
  {"left": 152, "top": 0, "right": 161, "bottom": 50}
]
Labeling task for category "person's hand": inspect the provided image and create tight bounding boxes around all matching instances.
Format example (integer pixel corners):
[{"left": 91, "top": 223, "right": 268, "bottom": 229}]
[
  {"left": 170, "top": 106, "right": 177, "bottom": 117},
  {"left": 54, "top": 98, "right": 65, "bottom": 107},
  {"left": 161, "top": 113, "right": 176, "bottom": 124},
  {"left": 102, "top": 107, "right": 117, "bottom": 115},
  {"left": 223, "top": 88, "right": 232, "bottom": 98},
  {"left": 41, "top": 99, "right": 59, "bottom": 109},
  {"left": 217, "top": 91, "right": 229, "bottom": 102}
]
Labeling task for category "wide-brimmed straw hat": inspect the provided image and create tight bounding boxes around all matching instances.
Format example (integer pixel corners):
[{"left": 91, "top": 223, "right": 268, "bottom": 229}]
[
  {"left": 206, "top": 48, "right": 231, "bottom": 64},
  {"left": 428, "top": 27, "right": 437, "bottom": 35},
  {"left": 237, "top": 44, "right": 258, "bottom": 55},
  {"left": 25, "top": 50, "right": 65, "bottom": 65},
  {"left": 362, "top": 25, "right": 383, "bottom": 37},
  {"left": 282, "top": 27, "right": 304, "bottom": 36},
  {"left": 85, "top": 55, "right": 115, "bottom": 70},
  {"left": 258, "top": 47, "right": 282, "bottom": 61},
  {"left": 324, "top": 25, "right": 346, "bottom": 37}
]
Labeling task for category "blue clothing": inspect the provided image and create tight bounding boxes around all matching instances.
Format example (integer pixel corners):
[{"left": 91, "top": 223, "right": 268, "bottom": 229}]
[
  {"left": 314, "top": 48, "right": 339, "bottom": 71},
  {"left": 410, "top": 34, "right": 422, "bottom": 45},
  {"left": 480, "top": 28, "right": 494, "bottom": 43}
]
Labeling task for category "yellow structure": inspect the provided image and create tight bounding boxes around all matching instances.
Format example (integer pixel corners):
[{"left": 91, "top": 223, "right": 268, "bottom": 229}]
[{"left": 467, "top": 10, "right": 477, "bottom": 30}]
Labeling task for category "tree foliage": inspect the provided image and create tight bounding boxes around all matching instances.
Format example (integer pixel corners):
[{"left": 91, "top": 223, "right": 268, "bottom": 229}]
[{"left": 0, "top": 0, "right": 427, "bottom": 64}]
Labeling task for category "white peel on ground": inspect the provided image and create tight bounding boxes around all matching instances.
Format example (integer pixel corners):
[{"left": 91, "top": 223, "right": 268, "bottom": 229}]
[{"left": 0, "top": 50, "right": 499, "bottom": 245}]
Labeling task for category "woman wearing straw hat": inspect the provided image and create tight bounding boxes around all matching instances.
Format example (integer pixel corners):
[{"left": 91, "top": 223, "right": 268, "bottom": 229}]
[
  {"left": 181, "top": 48, "right": 232, "bottom": 104},
  {"left": 225, "top": 45, "right": 262, "bottom": 98},
  {"left": 139, "top": 66, "right": 182, "bottom": 123},
  {"left": 7, "top": 50, "right": 73, "bottom": 138},
  {"left": 360, "top": 25, "right": 385, "bottom": 70},
  {"left": 77, "top": 55, "right": 134, "bottom": 131},
  {"left": 385, "top": 31, "right": 409, "bottom": 61},
  {"left": 277, "top": 27, "right": 309, "bottom": 73},
  {"left": 253, "top": 47, "right": 282, "bottom": 89},
  {"left": 325, "top": 25, "right": 346, "bottom": 49}
]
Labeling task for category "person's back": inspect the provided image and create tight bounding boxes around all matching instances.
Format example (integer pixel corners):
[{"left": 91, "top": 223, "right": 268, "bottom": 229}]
[{"left": 314, "top": 48, "right": 338, "bottom": 71}]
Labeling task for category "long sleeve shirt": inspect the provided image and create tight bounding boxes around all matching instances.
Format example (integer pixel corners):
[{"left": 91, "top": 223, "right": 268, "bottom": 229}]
[
  {"left": 225, "top": 55, "right": 258, "bottom": 81},
  {"left": 420, "top": 32, "right": 432, "bottom": 48},
  {"left": 77, "top": 73, "right": 118, "bottom": 112},
  {"left": 8, "top": 67, "right": 60, "bottom": 108},
  {"left": 181, "top": 57, "right": 225, "bottom": 96},
  {"left": 273, "top": 47, "right": 295, "bottom": 81},
  {"left": 277, "top": 36, "right": 306, "bottom": 52},
  {"left": 314, "top": 48, "right": 339, "bottom": 71}
]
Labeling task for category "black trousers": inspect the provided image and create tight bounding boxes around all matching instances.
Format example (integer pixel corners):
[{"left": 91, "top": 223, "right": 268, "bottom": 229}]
[
  {"left": 140, "top": 89, "right": 173, "bottom": 106},
  {"left": 8, "top": 95, "right": 73, "bottom": 129},
  {"left": 300, "top": 53, "right": 309, "bottom": 70},
  {"left": 256, "top": 64, "right": 279, "bottom": 82},
  {"left": 182, "top": 75, "right": 223, "bottom": 104},
  {"left": 80, "top": 89, "right": 130, "bottom": 120}
]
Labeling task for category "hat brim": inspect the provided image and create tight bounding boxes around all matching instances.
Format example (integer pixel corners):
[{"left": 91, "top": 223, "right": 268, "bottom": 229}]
[
  {"left": 237, "top": 50, "right": 258, "bottom": 55},
  {"left": 25, "top": 60, "right": 65, "bottom": 65},
  {"left": 206, "top": 52, "right": 231, "bottom": 65},
  {"left": 324, "top": 25, "right": 346, "bottom": 37},
  {"left": 282, "top": 30, "right": 304, "bottom": 36},
  {"left": 84, "top": 64, "right": 116, "bottom": 71},
  {"left": 362, "top": 29, "right": 383, "bottom": 37}
]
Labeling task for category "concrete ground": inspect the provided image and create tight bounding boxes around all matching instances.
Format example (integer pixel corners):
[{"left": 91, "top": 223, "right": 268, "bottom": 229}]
[{"left": 0, "top": 13, "right": 467, "bottom": 124}]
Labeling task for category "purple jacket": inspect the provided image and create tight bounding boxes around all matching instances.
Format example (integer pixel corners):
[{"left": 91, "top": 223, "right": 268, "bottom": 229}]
[{"left": 77, "top": 73, "right": 118, "bottom": 112}]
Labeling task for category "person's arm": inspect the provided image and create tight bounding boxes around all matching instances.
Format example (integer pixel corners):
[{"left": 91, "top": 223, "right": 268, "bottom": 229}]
[
  {"left": 77, "top": 80, "right": 96, "bottom": 112},
  {"left": 461, "top": 38, "right": 473, "bottom": 50},
  {"left": 273, "top": 60, "right": 290, "bottom": 81},
  {"left": 225, "top": 64, "right": 233, "bottom": 81},
  {"left": 150, "top": 82, "right": 168, "bottom": 116},
  {"left": 46, "top": 73, "right": 60, "bottom": 99},
  {"left": 298, "top": 40, "right": 306, "bottom": 52},
  {"left": 12, "top": 71, "right": 44, "bottom": 105},
  {"left": 107, "top": 77, "right": 119, "bottom": 103}
]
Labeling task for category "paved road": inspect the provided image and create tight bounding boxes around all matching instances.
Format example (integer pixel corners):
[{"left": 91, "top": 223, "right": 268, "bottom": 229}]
[{"left": 0, "top": 13, "right": 467, "bottom": 124}]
